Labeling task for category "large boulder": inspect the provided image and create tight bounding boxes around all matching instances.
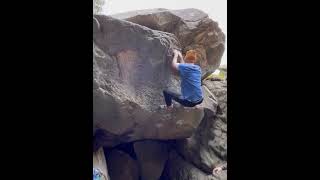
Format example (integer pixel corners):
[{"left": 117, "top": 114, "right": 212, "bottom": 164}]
[
  {"left": 93, "top": 147, "right": 110, "bottom": 180},
  {"left": 175, "top": 80, "right": 227, "bottom": 174},
  {"left": 93, "top": 15, "right": 217, "bottom": 148},
  {"left": 203, "top": 79, "right": 227, "bottom": 116},
  {"left": 112, "top": 8, "right": 225, "bottom": 73},
  {"left": 161, "top": 150, "right": 219, "bottom": 180},
  {"left": 133, "top": 140, "right": 169, "bottom": 180},
  {"left": 106, "top": 150, "right": 139, "bottom": 180}
]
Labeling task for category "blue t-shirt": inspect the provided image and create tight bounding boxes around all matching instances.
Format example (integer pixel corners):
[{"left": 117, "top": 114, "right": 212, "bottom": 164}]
[{"left": 178, "top": 63, "right": 203, "bottom": 102}]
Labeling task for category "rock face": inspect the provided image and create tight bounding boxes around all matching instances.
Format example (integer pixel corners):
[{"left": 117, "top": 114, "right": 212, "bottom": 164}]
[
  {"left": 175, "top": 79, "right": 227, "bottom": 174},
  {"left": 93, "top": 15, "right": 217, "bottom": 148},
  {"left": 106, "top": 150, "right": 139, "bottom": 180},
  {"left": 112, "top": 8, "right": 225, "bottom": 73},
  {"left": 133, "top": 140, "right": 169, "bottom": 180},
  {"left": 93, "top": 11, "right": 227, "bottom": 180},
  {"left": 93, "top": 147, "right": 110, "bottom": 180},
  {"left": 203, "top": 80, "right": 227, "bottom": 116},
  {"left": 162, "top": 150, "right": 218, "bottom": 180}
]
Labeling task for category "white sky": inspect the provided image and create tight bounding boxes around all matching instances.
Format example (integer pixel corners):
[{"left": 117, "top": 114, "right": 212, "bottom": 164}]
[{"left": 102, "top": 0, "right": 227, "bottom": 65}]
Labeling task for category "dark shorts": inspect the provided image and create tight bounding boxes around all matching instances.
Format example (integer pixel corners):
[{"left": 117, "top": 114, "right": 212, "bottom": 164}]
[{"left": 163, "top": 90, "right": 203, "bottom": 107}]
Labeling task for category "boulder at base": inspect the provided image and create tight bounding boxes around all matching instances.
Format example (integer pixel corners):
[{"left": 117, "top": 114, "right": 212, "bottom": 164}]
[
  {"left": 175, "top": 80, "right": 227, "bottom": 173},
  {"left": 106, "top": 150, "right": 139, "bottom": 180},
  {"left": 161, "top": 150, "right": 219, "bottom": 180},
  {"left": 133, "top": 140, "right": 169, "bottom": 180}
]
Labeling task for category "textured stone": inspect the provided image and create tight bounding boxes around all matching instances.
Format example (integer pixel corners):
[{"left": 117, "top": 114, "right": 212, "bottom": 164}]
[
  {"left": 161, "top": 150, "right": 219, "bottom": 180},
  {"left": 93, "top": 15, "right": 217, "bottom": 148},
  {"left": 112, "top": 8, "right": 225, "bottom": 74},
  {"left": 134, "top": 140, "right": 169, "bottom": 180},
  {"left": 175, "top": 80, "right": 227, "bottom": 173},
  {"left": 106, "top": 150, "right": 139, "bottom": 180}
]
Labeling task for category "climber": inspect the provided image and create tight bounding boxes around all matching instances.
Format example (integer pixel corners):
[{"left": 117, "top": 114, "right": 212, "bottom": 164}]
[{"left": 161, "top": 49, "right": 203, "bottom": 109}]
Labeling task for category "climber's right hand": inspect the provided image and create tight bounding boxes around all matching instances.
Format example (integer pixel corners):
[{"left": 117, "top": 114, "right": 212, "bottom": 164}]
[{"left": 173, "top": 49, "right": 180, "bottom": 55}]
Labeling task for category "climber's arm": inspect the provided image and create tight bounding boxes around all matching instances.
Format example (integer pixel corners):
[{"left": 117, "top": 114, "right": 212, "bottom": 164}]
[
  {"left": 171, "top": 50, "right": 180, "bottom": 72},
  {"left": 178, "top": 52, "right": 185, "bottom": 63}
]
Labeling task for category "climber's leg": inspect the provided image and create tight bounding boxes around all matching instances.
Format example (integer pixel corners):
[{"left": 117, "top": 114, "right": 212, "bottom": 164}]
[
  {"left": 163, "top": 90, "right": 178, "bottom": 107},
  {"left": 162, "top": 90, "right": 204, "bottom": 108},
  {"left": 182, "top": 98, "right": 204, "bottom": 109},
  {"left": 163, "top": 90, "right": 192, "bottom": 107}
]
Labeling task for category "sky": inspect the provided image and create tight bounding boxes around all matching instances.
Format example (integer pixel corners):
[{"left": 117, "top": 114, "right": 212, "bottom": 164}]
[{"left": 102, "top": 0, "right": 227, "bottom": 65}]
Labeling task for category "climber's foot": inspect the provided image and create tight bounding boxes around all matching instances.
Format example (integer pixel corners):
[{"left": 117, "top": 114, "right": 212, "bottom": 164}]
[
  {"left": 183, "top": 105, "right": 201, "bottom": 110},
  {"left": 159, "top": 104, "right": 173, "bottom": 110},
  {"left": 194, "top": 105, "right": 201, "bottom": 109}
]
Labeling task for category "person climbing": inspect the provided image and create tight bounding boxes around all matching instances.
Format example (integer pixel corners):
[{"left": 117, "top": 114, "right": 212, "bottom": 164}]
[
  {"left": 161, "top": 49, "right": 203, "bottom": 109},
  {"left": 212, "top": 163, "right": 227, "bottom": 176}
]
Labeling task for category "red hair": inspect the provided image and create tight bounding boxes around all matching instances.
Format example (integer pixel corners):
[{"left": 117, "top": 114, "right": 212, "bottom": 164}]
[{"left": 184, "top": 50, "right": 197, "bottom": 63}]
